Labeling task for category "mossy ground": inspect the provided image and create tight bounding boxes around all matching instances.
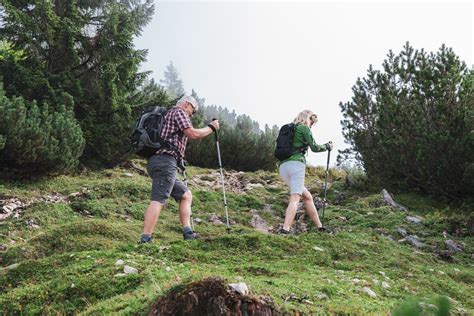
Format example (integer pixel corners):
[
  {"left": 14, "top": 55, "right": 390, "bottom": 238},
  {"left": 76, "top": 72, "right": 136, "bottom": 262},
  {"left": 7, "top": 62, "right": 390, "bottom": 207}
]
[{"left": 0, "top": 161, "right": 472, "bottom": 315}]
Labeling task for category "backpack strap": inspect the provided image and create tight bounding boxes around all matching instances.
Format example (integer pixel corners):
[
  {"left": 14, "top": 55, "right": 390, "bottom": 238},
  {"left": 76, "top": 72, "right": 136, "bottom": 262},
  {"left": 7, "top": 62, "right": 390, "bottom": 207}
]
[
  {"left": 160, "top": 107, "right": 187, "bottom": 158},
  {"left": 293, "top": 123, "right": 308, "bottom": 156},
  {"left": 295, "top": 145, "right": 308, "bottom": 156}
]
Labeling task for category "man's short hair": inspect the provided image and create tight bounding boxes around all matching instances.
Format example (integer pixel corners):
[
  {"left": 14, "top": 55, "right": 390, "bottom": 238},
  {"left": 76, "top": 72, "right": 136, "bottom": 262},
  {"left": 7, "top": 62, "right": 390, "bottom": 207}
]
[{"left": 177, "top": 95, "right": 199, "bottom": 112}]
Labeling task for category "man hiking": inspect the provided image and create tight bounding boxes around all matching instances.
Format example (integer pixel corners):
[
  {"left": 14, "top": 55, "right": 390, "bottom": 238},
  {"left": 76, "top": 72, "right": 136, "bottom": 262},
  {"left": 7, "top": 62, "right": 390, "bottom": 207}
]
[
  {"left": 278, "top": 110, "right": 333, "bottom": 234},
  {"left": 139, "top": 95, "right": 220, "bottom": 243}
]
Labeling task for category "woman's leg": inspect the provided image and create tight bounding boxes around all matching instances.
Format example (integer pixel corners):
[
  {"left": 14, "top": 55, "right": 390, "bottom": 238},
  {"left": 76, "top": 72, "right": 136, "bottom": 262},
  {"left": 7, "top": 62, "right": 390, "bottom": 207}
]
[
  {"left": 283, "top": 193, "right": 301, "bottom": 231},
  {"left": 302, "top": 188, "right": 323, "bottom": 228}
]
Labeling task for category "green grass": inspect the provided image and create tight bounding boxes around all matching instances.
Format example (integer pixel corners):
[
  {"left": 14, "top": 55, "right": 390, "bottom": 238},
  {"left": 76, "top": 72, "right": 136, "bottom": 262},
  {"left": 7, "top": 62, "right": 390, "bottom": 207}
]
[{"left": 0, "top": 161, "right": 472, "bottom": 315}]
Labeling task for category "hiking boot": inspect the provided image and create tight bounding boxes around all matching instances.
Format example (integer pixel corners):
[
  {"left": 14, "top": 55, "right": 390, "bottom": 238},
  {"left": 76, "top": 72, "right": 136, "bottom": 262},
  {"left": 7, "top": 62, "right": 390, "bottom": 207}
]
[
  {"left": 277, "top": 228, "right": 291, "bottom": 235},
  {"left": 138, "top": 236, "right": 152, "bottom": 244},
  {"left": 183, "top": 231, "right": 199, "bottom": 240},
  {"left": 317, "top": 227, "right": 333, "bottom": 234}
]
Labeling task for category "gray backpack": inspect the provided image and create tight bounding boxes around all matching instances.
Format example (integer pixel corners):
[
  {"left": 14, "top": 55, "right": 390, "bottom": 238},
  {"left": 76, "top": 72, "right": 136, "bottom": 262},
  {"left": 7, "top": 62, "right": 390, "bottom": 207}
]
[{"left": 131, "top": 106, "right": 176, "bottom": 158}]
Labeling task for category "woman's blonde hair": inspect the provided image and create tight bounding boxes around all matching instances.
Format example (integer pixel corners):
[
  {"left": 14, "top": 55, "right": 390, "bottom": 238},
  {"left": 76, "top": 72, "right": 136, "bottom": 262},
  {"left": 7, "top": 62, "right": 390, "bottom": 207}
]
[{"left": 293, "top": 110, "right": 317, "bottom": 125}]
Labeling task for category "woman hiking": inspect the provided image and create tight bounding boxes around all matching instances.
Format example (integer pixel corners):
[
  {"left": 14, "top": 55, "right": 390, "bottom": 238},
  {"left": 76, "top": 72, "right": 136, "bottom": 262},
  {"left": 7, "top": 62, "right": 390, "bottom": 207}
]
[{"left": 278, "top": 110, "right": 333, "bottom": 234}]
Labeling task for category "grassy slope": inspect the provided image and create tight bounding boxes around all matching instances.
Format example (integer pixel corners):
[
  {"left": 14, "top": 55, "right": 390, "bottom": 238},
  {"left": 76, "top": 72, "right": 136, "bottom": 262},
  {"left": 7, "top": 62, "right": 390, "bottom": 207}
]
[{"left": 0, "top": 161, "right": 472, "bottom": 315}]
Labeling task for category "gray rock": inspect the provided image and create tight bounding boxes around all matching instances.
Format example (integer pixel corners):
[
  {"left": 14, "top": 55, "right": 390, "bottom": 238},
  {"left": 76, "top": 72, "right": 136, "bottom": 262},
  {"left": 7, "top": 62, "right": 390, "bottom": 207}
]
[
  {"left": 245, "top": 183, "right": 263, "bottom": 191},
  {"left": 397, "top": 227, "right": 408, "bottom": 237},
  {"left": 124, "top": 265, "right": 138, "bottom": 274},
  {"left": 362, "top": 287, "right": 377, "bottom": 298},
  {"left": 382, "top": 189, "right": 407, "bottom": 211},
  {"left": 68, "top": 192, "right": 82, "bottom": 198},
  {"left": 406, "top": 216, "right": 423, "bottom": 224},
  {"left": 249, "top": 213, "right": 270, "bottom": 233},
  {"left": 445, "top": 239, "right": 463, "bottom": 253},
  {"left": 2, "top": 205, "right": 13, "bottom": 213},
  {"left": 208, "top": 214, "right": 224, "bottom": 225},
  {"left": 405, "top": 235, "right": 424, "bottom": 248},
  {"left": 0, "top": 263, "right": 19, "bottom": 274},
  {"left": 193, "top": 217, "right": 203, "bottom": 223},
  {"left": 123, "top": 172, "right": 134, "bottom": 177},
  {"left": 228, "top": 282, "right": 249, "bottom": 295},
  {"left": 316, "top": 293, "right": 329, "bottom": 300}
]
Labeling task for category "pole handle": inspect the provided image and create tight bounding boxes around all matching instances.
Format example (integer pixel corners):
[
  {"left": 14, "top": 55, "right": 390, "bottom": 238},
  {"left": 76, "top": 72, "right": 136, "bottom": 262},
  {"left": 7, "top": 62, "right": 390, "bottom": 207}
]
[{"left": 211, "top": 118, "right": 219, "bottom": 141}]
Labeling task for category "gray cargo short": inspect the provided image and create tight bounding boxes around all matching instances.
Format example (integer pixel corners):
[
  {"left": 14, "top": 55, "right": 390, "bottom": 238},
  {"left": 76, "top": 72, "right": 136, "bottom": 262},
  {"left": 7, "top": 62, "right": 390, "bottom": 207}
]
[{"left": 147, "top": 154, "right": 188, "bottom": 204}]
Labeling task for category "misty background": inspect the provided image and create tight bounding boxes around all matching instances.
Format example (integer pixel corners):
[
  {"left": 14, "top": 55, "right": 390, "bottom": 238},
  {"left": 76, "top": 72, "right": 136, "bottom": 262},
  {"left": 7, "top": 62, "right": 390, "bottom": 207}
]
[{"left": 134, "top": 0, "right": 473, "bottom": 166}]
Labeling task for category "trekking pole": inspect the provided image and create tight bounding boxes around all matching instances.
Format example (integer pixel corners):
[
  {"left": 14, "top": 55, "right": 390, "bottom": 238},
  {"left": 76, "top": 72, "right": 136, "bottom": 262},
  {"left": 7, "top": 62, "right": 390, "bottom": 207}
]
[
  {"left": 321, "top": 143, "right": 332, "bottom": 225},
  {"left": 180, "top": 160, "right": 194, "bottom": 231},
  {"left": 212, "top": 119, "right": 231, "bottom": 233}
]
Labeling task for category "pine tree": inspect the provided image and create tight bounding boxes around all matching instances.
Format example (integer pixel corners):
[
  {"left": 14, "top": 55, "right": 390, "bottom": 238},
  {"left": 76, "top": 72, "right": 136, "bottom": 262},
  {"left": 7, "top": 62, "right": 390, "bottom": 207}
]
[
  {"left": 160, "top": 61, "right": 185, "bottom": 99},
  {"left": 339, "top": 43, "right": 473, "bottom": 199},
  {"left": 191, "top": 89, "right": 206, "bottom": 108},
  {"left": 0, "top": 0, "right": 155, "bottom": 166}
]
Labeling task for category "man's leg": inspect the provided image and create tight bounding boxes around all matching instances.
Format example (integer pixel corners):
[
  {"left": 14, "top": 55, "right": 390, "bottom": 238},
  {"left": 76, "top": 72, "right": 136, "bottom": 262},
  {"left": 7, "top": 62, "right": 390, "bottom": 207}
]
[
  {"left": 171, "top": 178, "right": 196, "bottom": 239},
  {"left": 141, "top": 154, "right": 176, "bottom": 243},
  {"left": 143, "top": 201, "right": 164, "bottom": 235},
  {"left": 178, "top": 191, "right": 193, "bottom": 228},
  {"left": 302, "top": 188, "right": 323, "bottom": 228},
  {"left": 283, "top": 193, "right": 301, "bottom": 231}
]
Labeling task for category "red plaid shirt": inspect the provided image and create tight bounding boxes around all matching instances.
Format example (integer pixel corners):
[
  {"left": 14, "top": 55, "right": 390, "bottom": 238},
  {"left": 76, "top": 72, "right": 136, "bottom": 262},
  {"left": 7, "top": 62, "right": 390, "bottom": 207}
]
[{"left": 157, "top": 107, "right": 192, "bottom": 160}]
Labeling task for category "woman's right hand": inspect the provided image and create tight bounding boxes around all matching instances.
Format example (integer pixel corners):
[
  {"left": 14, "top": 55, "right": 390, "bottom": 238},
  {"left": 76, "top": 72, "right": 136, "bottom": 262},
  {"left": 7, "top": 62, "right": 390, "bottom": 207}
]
[{"left": 326, "top": 141, "right": 333, "bottom": 151}]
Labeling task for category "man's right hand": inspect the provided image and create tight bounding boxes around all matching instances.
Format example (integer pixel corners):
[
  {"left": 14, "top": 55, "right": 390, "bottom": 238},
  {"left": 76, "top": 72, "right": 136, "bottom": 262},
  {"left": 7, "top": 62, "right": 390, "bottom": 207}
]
[{"left": 208, "top": 120, "right": 220, "bottom": 132}]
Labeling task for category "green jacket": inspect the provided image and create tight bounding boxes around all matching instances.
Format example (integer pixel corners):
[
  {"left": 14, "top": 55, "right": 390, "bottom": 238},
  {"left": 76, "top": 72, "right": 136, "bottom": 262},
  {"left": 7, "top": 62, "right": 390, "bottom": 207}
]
[{"left": 279, "top": 123, "right": 327, "bottom": 165}]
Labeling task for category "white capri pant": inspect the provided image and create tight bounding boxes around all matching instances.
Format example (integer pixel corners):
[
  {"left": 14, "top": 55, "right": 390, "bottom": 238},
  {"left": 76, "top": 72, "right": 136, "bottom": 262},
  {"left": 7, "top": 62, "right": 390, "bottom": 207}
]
[{"left": 279, "top": 161, "right": 306, "bottom": 195}]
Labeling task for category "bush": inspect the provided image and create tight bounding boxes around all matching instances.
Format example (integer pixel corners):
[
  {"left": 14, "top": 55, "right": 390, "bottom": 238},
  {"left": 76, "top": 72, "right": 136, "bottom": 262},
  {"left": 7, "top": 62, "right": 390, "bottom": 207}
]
[
  {"left": 186, "top": 116, "right": 278, "bottom": 172},
  {"left": 339, "top": 43, "right": 473, "bottom": 199},
  {"left": 0, "top": 87, "right": 84, "bottom": 175}
]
